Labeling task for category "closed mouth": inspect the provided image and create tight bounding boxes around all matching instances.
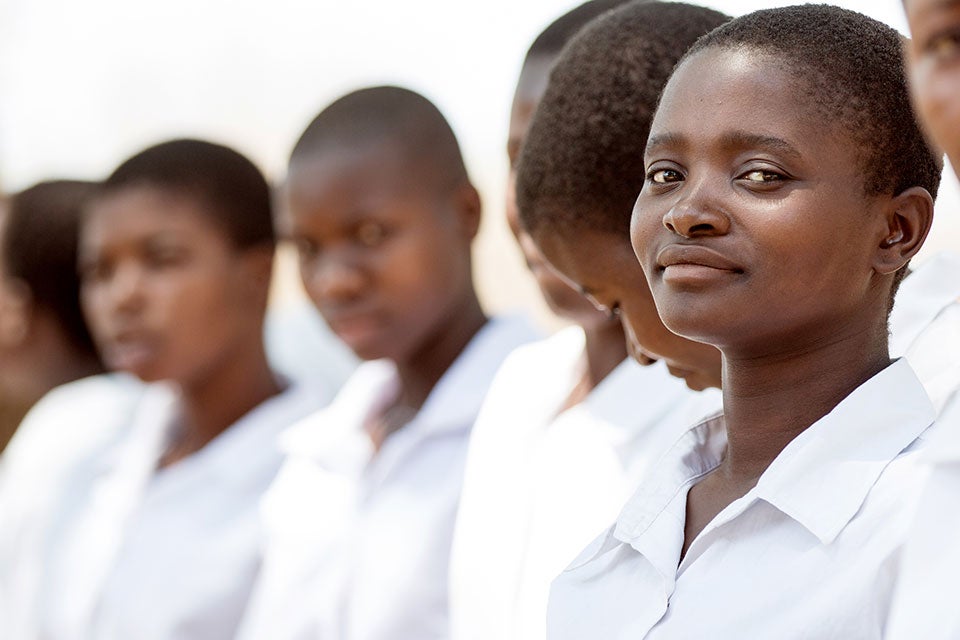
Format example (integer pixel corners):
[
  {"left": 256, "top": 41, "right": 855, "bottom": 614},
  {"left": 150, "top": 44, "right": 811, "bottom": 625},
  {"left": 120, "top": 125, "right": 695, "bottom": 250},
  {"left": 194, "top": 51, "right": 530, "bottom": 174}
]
[{"left": 656, "top": 244, "right": 744, "bottom": 273}]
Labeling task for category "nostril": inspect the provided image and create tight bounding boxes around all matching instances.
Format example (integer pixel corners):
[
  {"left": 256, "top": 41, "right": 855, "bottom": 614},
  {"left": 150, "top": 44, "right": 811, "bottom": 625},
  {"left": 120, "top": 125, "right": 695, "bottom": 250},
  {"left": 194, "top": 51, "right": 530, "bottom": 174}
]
[{"left": 688, "top": 222, "right": 716, "bottom": 235}]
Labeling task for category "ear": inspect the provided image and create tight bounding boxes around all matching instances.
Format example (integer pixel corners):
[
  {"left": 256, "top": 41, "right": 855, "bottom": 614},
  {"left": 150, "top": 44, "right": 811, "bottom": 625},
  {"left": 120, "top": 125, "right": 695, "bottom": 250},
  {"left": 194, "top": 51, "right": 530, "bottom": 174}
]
[
  {"left": 873, "top": 186, "right": 934, "bottom": 275},
  {"left": 0, "top": 280, "right": 33, "bottom": 349},
  {"left": 237, "top": 245, "right": 276, "bottom": 306},
  {"left": 453, "top": 182, "right": 482, "bottom": 241}
]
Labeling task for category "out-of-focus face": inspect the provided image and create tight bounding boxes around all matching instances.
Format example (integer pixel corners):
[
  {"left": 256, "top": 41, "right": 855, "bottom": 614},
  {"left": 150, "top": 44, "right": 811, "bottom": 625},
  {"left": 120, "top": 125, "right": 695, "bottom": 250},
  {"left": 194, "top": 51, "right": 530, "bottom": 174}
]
[
  {"left": 79, "top": 186, "right": 269, "bottom": 385},
  {"left": 286, "top": 143, "right": 479, "bottom": 363},
  {"left": 508, "top": 55, "right": 614, "bottom": 330},
  {"left": 0, "top": 203, "right": 21, "bottom": 366},
  {"left": 534, "top": 226, "right": 722, "bottom": 390},
  {"left": 904, "top": 0, "right": 960, "bottom": 179},
  {"left": 632, "top": 48, "right": 899, "bottom": 357}
]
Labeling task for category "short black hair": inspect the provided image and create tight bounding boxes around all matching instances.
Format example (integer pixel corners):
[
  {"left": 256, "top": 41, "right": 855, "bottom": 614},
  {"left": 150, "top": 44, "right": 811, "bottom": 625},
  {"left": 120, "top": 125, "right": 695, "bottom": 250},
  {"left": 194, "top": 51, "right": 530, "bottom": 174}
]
[
  {"left": 290, "top": 85, "right": 469, "bottom": 192},
  {"left": 524, "top": 0, "right": 639, "bottom": 64},
  {"left": 517, "top": 1, "right": 730, "bottom": 239},
  {"left": 684, "top": 4, "right": 942, "bottom": 201},
  {"left": 3, "top": 180, "right": 101, "bottom": 357},
  {"left": 100, "top": 138, "right": 275, "bottom": 249}
]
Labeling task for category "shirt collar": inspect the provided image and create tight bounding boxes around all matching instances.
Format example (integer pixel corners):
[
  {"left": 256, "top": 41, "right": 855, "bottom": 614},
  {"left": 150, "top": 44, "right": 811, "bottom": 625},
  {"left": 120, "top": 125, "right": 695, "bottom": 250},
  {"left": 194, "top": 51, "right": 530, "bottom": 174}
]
[
  {"left": 754, "top": 358, "right": 934, "bottom": 543},
  {"left": 280, "top": 314, "right": 539, "bottom": 471},
  {"left": 582, "top": 360, "right": 691, "bottom": 440},
  {"left": 614, "top": 358, "right": 934, "bottom": 550},
  {"left": 890, "top": 251, "right": 960, "bottom": 357}
]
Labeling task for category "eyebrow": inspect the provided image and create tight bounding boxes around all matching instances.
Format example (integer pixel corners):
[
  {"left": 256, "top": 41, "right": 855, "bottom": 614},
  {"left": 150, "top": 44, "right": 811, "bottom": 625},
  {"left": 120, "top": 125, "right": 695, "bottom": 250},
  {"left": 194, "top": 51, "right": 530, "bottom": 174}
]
[{"left": 646, "top": 130, "right": 803, "bottom": 162}]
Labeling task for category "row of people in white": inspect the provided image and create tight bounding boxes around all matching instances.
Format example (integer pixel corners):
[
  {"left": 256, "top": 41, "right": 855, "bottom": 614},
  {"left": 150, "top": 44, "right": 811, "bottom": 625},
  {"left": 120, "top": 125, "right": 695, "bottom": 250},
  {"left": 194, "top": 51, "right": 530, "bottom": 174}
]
[
  {"left": 0, "top": 254, "right": 958, "bottom": 640},
  {"left": 236, "top": 315, "right": 539, "bottom": 640}
]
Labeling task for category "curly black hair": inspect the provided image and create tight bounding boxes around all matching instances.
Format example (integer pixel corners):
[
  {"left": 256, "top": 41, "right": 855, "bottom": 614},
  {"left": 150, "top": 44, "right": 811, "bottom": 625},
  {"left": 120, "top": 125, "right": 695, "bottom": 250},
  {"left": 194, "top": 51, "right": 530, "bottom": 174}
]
[
  {"left": 684, "top": 3, "right": 942, "bottom": 201},
  {"left": 516, "top": 1, "right": 730, "bottom": 240}
]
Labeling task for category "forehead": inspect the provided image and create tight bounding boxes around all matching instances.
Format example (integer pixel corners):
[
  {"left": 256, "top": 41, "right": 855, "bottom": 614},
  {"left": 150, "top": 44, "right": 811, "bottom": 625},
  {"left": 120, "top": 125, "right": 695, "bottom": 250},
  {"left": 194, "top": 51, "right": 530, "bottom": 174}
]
[
  {"left": 651, "top": 48, "right": 843, "bottom": 158},
  {"left": 906, "top": 0, "right": 960, "bottom": 18},
  {"left": 287, "top": 143, "right": 441, "bottom": 216},
  {"left": 83, "top": 186, "right": 226, "bottom": 245}
]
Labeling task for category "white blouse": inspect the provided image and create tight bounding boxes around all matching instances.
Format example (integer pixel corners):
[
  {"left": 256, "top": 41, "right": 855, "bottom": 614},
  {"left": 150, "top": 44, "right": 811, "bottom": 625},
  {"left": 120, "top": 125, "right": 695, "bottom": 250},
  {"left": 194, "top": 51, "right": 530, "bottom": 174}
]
[
  {"left": 236, "top": 316, "right": 539, "bottom": 640},
  {"left": 11, "top": 380, "right": 326, "bottom": 640},
  {"left": 547, "top": 359, "right": 934, "bottom": 640},
  {"left": 449, "top": 326, "right": 720, "bottom": 640}
]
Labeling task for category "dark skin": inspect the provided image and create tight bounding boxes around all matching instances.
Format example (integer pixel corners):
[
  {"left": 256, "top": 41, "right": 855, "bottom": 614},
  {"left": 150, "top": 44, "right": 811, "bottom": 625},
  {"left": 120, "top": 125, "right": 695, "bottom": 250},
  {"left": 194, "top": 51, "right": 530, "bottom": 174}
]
[
  {"left": 904, "top": 0, "right": 960, "bottom": 180},
  {"left": 79, "top": 187, "right": 281, "bottom": 468},
  {"left": 510, "top": 55, "right": 628, "bottom": 406},
  {"left": 0, "top": 205, "right": 104, "bottom": 451},
  {"left": 631, "top": 48, "right": 933, "bottom": 559},
  {"left": 286, "top": 141, "right": 487, "bottom": 449},
  {"left": 533, "top": 228, "right": 723, "bottom": 392}
]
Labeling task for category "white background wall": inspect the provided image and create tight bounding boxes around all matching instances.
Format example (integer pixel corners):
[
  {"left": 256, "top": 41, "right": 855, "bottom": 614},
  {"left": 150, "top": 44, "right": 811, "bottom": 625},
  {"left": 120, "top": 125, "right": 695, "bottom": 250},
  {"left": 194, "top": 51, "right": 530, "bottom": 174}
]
[{"left": 2, "top": 0, "right": 956, "bottom": 321}]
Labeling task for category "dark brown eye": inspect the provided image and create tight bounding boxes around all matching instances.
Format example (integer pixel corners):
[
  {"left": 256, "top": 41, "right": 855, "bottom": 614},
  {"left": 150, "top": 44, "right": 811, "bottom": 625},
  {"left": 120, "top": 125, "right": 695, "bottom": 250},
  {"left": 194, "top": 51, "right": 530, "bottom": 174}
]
[
  {"left": 650, "top": 169, "right": 682, "bottom": 184},
  {"left": 356, "top": 221, "right": 389, "bottom": 247}
]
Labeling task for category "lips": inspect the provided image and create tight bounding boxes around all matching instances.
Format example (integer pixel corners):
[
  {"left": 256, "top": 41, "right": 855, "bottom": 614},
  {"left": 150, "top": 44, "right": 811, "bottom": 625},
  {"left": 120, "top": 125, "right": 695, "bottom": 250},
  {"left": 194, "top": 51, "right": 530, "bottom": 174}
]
[
  {"left": 102, "top": 330, "right": 160, "bottom": 373},
  {"left": 656, "top": 244, "right": 743, "bottom": 272}
]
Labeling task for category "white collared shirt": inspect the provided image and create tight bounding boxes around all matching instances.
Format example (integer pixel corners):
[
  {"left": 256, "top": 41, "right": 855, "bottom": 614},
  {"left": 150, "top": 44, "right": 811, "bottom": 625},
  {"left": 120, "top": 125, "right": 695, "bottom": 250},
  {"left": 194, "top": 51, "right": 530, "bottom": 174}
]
[
  {"left": 449, "top": 327, "right": 720, "bottom": 640},
  {"left": 236, "top": 315, "right": 539, "bottom": 640},
  {"left": 0, "top": 374, "right": 144, "bottom": 638},
  {"left": 547, "top": 359, "right": 935, "bottom": 640},
  {"left": 882, "top": 254, "right": 960, "bottom": 639},
  {"left": 889, "top": 251, "right": 960, "bottom": 414},
  {"left": 12, "top": 379, "right": 326, "bottom": 640}
]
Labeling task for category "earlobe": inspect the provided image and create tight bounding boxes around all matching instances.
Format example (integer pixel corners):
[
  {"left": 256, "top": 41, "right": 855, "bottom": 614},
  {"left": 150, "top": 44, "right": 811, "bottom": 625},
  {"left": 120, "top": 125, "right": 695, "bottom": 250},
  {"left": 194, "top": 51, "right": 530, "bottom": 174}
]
[
  {"left": 455, "top": 183, "right": 482, "bottom": 241},
  {"left": 873, "top": 186, "right": 934, "bottom": 275}
]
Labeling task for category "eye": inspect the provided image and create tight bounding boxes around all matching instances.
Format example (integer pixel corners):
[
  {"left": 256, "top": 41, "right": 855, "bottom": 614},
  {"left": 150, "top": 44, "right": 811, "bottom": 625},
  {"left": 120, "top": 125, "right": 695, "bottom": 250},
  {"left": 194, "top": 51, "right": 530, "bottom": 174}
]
[
  {"left": 927, "top": 29, "right": 960, "bottom": 61},
  {"left": 740, "top": 169, "right": 784, "bottom": 183},
  {"left": 648, "top": 168, "right": 684, "bottom": 184},
  {"left": 356, "top": 221, "right": 390, "bottom": 248},
  {"left": 294, "top": 237, "right": 320, "bottom": 260},
  {"left": 79, "top": 259, "right": 112, "bottom": 284}
]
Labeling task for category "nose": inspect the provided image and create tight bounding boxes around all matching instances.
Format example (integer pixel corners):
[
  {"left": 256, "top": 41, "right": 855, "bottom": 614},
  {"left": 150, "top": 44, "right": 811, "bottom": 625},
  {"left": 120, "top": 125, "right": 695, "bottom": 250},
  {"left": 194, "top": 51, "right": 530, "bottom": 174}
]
[
  {"left": 107, "top": 262, "right": 146, "bottom": 317},
  {"left": 302, "top": 253, "right": 366, "bottom": 304},
  {"left": 661, "top": 178, "right": 730, "bottom": 238}
]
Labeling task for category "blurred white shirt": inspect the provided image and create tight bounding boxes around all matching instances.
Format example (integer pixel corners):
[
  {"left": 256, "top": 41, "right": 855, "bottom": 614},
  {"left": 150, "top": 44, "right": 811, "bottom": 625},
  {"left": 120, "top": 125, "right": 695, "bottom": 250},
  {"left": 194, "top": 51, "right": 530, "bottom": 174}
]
[
  {"left": 12, "top": 379, "right": 326, "bottom": 640},
  {"left": 0, "top": 374, "right": 144, "bottom": 638},
  {"left": 449, "top": 326, "right": 720, "bottom": 640},
  {"left": 547, "top": 359, "right": 934, "bottom": 640},
  {"left": 889, "top": 251, "right": 960, "bottom": 414},
  {"left": 236, "top": 315, "right": 539, "bottom": 640},
  {"left": 881, "top": 253, "right": 960, "bottom": 639}
]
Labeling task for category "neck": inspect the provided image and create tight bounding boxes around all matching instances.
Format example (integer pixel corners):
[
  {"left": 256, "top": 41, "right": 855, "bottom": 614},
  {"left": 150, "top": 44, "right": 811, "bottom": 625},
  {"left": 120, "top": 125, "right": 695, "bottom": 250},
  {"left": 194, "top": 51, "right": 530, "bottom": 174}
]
[
  {"left": 719, "top": 317, "right": 890, "bottom": 482},
  {"left": 395, "top": 293, "right": 487, "bottom": 412},
  {"left": 581, "top": 322, "right": 628, "bottom": 389},
  {"left": 168, "top": 337, "right": 282, "bottom": 465}
]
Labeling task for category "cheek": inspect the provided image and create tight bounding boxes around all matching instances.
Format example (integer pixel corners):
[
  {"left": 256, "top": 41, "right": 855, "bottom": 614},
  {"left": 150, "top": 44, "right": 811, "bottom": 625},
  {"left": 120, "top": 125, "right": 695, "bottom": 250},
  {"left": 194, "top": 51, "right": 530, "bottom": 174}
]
[
  {"left": 630, "top": 197, "right": 665, "bottom": 273},
  {"left": 914, "top": 64, "right": 960, "bottom": 156}
]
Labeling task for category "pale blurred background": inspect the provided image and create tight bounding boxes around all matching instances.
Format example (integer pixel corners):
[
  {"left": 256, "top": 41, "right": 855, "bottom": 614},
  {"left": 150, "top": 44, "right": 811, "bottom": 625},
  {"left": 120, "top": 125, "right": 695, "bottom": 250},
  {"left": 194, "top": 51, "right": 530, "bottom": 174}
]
[{"left": 1, "top": 0, "right": 957, "bottom": 330}]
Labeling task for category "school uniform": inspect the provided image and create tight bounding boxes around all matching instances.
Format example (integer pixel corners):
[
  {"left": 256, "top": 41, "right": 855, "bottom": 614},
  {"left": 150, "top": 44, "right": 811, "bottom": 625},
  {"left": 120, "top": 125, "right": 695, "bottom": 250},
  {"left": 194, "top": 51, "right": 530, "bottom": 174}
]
[
  {"left": 885, "top": 395, "right": 960, "bottom": 639},
  {"left": 889, "top": 251, "right": 960, "bottom": 413},
  {"left": 547, "top": 359, "right": 934, "bottom": 640},
  {"left": 880, "top": 256, "right": 960, "bottom": 639},
  {"left": 0, "top": 374, "right": 144, "bottom": 637},
  {"left": 235, "top": 315, "right": 539, "bottom": 640},
  {"left": 11, "top": 378, "right": 326, "bottom": 640},
  {"left": 449, "top": 326, "right": 721, "bottom": 640}
]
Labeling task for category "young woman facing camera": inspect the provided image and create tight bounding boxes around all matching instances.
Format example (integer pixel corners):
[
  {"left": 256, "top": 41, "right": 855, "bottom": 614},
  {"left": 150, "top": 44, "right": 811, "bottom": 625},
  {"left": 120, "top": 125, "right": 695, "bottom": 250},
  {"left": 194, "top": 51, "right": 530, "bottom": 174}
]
[{"left": 548, "top": 6, "right": 942, "bottom": 639}]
